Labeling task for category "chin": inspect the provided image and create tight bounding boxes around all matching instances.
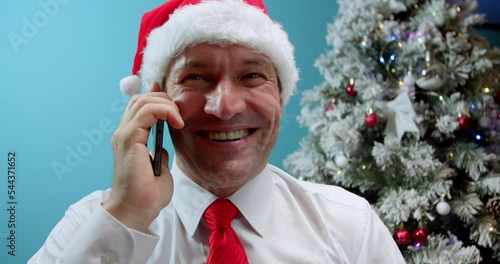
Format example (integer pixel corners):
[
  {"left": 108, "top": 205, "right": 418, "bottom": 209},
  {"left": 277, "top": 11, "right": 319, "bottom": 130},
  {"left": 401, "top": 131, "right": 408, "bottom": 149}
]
[{"left": 199, "top": 158, "right": 264, "bottom": 186}]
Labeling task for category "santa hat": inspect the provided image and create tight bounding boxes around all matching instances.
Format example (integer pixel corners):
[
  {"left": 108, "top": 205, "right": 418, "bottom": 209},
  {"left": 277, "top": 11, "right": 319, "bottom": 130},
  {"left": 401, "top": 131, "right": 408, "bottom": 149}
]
[{"left": 119, "top": 0, "right": 299, "bottom": 104}]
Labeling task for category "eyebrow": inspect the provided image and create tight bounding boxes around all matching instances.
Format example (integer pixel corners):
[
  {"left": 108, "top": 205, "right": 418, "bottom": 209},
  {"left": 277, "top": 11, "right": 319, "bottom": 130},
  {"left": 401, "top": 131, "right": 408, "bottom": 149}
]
[
  {"left": 184, "top": 60, "right": 208, "bottom": 69},
  {"left": 241, "top": 58, "right": 270, "bottom": 67},
  {"left": 168, "top": 59, "right": 207, "bottom": 77}
]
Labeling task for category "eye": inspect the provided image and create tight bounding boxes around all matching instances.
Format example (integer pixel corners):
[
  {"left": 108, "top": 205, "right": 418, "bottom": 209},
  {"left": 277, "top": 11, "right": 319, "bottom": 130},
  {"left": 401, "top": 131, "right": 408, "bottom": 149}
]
[
  {"left": 245, "top": 73, "right": 263, "bottom": 79},
  {"left": 182, "top": 74, "right": 212, "bottom": 88},
  {"left": 241, "top": 73, "right": 266, "bottom": 87},
  {"left": 184, "top": 74, "right": 206, "bottom": 81},
  {"left": 244, "top": 72, "right": 266, "bottom": 79}
]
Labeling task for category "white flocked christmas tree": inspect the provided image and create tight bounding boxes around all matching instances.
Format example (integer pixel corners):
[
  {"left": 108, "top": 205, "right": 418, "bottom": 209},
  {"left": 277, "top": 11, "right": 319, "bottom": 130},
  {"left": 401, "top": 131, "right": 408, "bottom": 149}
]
[{"left": 285, "top": 0, "right": 500, "bottom": 262}]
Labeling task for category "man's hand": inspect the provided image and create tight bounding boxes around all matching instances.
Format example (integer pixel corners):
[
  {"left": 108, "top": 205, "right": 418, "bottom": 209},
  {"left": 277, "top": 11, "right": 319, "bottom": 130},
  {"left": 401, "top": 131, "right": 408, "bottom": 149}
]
[{"left": 103, "top": 82, "right": 184, "bottom": 233}]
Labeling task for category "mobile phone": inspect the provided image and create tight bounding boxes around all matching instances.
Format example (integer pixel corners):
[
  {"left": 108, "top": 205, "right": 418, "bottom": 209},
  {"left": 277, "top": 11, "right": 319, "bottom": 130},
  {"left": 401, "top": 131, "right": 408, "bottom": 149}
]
[{"left": 150, "top": 79, "right": 165, "bottom": 176}]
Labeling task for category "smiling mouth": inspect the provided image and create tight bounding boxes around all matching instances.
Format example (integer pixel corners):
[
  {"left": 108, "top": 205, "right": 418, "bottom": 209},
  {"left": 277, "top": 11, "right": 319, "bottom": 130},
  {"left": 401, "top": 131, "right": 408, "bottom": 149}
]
[{"left": 200, "top": 129, "right": 252, "bottom": 141}]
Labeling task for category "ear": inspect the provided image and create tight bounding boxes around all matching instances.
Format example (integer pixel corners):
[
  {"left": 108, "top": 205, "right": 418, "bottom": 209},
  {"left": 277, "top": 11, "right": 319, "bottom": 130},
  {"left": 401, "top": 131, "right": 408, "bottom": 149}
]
[
  {"left": 149, "top": 81, "right": 161, "bottom": 92},
  {"left": 279, "top": 97, "right": 285, "bottom": 115}
]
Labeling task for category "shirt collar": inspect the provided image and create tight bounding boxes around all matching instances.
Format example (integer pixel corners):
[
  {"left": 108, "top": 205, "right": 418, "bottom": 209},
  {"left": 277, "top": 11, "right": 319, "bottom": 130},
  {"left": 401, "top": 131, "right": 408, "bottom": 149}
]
[
  {"left": 171, "top": 157, "right": 274, "bottom": 238},
  {"left": 171, "top": 160, "right": 217, "bottom": 238},
  {"left": 228, "top": 165, "right": 273, "bottom": 237}
]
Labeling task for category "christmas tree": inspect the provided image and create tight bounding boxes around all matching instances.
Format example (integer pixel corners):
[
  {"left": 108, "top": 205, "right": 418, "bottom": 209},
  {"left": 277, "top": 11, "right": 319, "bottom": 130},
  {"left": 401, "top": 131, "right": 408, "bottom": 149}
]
[{"left": 285, "top": 0, "right": 500, "bottom": 262}]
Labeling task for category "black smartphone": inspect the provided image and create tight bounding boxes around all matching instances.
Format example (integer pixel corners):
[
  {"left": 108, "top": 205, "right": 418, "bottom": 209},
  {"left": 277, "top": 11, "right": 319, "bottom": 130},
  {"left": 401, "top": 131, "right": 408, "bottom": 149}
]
[{"left": 150, "top": 79, "right": 165, "bottom": 176}]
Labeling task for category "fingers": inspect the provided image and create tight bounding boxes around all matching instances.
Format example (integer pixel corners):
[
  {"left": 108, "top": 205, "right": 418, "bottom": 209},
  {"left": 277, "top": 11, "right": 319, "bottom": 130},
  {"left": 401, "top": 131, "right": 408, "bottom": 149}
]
[
  {"left": 129, "top": 103, "right": 183, "bottom": 131},
  {"left": 112, "top": 82, "right": 184, "bottom": 148},
  {"left": 123, "top": 95, "right": 179, "bottom": 123},
  {"left": 121, "top": 82, "right": 184, "bottom": 128},
  {"left": 126, "top": 82, "right": 169, "bottom": 113}
]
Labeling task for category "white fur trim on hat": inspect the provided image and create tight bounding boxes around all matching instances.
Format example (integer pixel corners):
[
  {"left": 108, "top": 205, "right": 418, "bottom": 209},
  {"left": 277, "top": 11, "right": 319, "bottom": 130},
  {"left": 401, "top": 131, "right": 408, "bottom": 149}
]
[{"left": 140, "top": 0, "right": 299, "bottom": 104}]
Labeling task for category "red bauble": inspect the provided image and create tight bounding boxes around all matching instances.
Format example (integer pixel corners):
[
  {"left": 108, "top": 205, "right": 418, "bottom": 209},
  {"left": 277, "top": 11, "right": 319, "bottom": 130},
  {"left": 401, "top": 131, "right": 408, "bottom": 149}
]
[
  {"left": 346, "top": 84, "right": 357, "bottom": 96},
  {"left": 394, "top": 228, "right": 411, "bottom": 245},
  {"left": 494, "top": 90, "right": 500, "bottom": 105},
  {"left": 412, "top": 227, "right": 429, "bottom": 244},
  {"left": 364, "top": 113, "right": 379, "bottom": 127},
  {"left": 325, "top": 103, "right": 335, "bottom": 111},
  {"left": 458, "top": 115, "right": 472, "bottom": 131}
]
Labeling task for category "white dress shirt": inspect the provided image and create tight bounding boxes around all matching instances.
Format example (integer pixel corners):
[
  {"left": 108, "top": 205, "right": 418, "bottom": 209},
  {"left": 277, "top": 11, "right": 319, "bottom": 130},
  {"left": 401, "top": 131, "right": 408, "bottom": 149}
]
[{"left": 29, "top": 162, "right": 406, "bottom": 263}]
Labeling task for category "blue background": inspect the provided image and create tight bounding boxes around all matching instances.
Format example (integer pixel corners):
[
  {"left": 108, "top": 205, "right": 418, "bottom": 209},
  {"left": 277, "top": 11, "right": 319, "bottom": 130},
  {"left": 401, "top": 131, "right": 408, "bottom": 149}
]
[
  {"left": 0, "top": 1, "right": 499, "bottom": 263},
  {"left": 478, "top": 0, "right": 500, "bottom": 26}
]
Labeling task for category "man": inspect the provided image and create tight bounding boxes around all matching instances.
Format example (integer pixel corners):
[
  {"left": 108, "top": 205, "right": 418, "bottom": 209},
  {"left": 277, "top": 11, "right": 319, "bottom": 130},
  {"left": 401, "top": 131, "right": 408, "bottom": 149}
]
[{"left": 30, "top": 0, "right": 406, "bottom": 263}]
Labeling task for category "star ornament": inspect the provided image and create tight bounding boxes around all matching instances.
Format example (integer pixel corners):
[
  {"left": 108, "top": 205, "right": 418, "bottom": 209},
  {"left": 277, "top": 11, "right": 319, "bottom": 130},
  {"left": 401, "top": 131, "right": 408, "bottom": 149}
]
[{"left": 384, "top": 92, "right": 420, "bottom": 142}]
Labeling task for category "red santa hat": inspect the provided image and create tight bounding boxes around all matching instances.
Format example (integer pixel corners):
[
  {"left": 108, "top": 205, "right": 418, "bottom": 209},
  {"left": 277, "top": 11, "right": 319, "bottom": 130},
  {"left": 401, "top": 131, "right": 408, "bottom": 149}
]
[{"left": 119, "top": 0, "right": 299, "bottom": 104}]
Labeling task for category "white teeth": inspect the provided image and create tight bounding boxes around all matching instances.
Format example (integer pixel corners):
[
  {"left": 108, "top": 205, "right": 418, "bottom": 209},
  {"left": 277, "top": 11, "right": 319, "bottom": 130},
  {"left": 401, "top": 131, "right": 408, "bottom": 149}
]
[{"left": 207, "top": 130, "right": 249, "bottom": 141}]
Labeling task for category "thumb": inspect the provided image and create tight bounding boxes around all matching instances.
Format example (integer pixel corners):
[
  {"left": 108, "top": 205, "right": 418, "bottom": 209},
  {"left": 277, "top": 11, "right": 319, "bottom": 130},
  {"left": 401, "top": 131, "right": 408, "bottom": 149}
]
[
  {"left": 157, "top": 148, "right": 174, "bottom": 205},
  {"left": 159, "top": 148, "right": 171, "bottom": 177}
]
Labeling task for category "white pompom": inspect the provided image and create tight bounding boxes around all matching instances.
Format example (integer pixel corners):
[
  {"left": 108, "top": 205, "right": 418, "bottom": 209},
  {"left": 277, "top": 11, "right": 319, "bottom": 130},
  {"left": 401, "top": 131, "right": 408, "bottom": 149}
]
[
  {"left": 335, "top": 155, "right": 349, "bottom": 169},
  {"left": 119, "top": 75, "right": 142, "bottom": 96},
  {"left": 448, "top": 8, "right": 457, "bottom": 18},
  {"left": 436, "top": 200, "right": 451, "bottom": 216},
  {"left": 478, "top": 116, "right": 492, "bottom": 128}
]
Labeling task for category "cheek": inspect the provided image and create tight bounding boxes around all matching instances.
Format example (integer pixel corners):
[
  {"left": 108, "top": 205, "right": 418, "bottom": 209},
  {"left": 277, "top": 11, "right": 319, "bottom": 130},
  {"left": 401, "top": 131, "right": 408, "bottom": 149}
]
[
  {"left": 248, "top": 90, "right": 283, "bottom": 121},
  {"left": 170, "top": 91, "right": 206, "bottom": 118}
]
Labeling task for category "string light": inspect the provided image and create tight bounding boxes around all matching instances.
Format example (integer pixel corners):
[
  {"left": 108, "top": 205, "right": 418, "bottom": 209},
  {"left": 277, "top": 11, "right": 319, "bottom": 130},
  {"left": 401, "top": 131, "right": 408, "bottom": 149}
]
[{"left": 361, "top": 35, "right": 372, "bottom": 48}]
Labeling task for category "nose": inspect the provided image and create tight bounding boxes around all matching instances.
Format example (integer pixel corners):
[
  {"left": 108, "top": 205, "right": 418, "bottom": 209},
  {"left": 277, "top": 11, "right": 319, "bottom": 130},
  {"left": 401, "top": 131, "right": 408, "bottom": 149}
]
[{"left": 204, "top": 78, "right": 246, "bottom": 120}]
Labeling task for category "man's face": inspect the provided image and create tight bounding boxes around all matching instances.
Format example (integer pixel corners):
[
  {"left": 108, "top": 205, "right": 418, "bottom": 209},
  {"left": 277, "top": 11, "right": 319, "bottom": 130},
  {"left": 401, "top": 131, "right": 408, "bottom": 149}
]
[{"left": 165, "top": 44, "right": 283, "bottom": 195}]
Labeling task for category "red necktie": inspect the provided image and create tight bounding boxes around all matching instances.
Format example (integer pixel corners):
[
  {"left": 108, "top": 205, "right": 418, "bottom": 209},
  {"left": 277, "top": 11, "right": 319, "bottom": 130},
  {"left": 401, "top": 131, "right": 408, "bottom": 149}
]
[{"left": 203, "top": 198, "right": 249, "bottom": 264}]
